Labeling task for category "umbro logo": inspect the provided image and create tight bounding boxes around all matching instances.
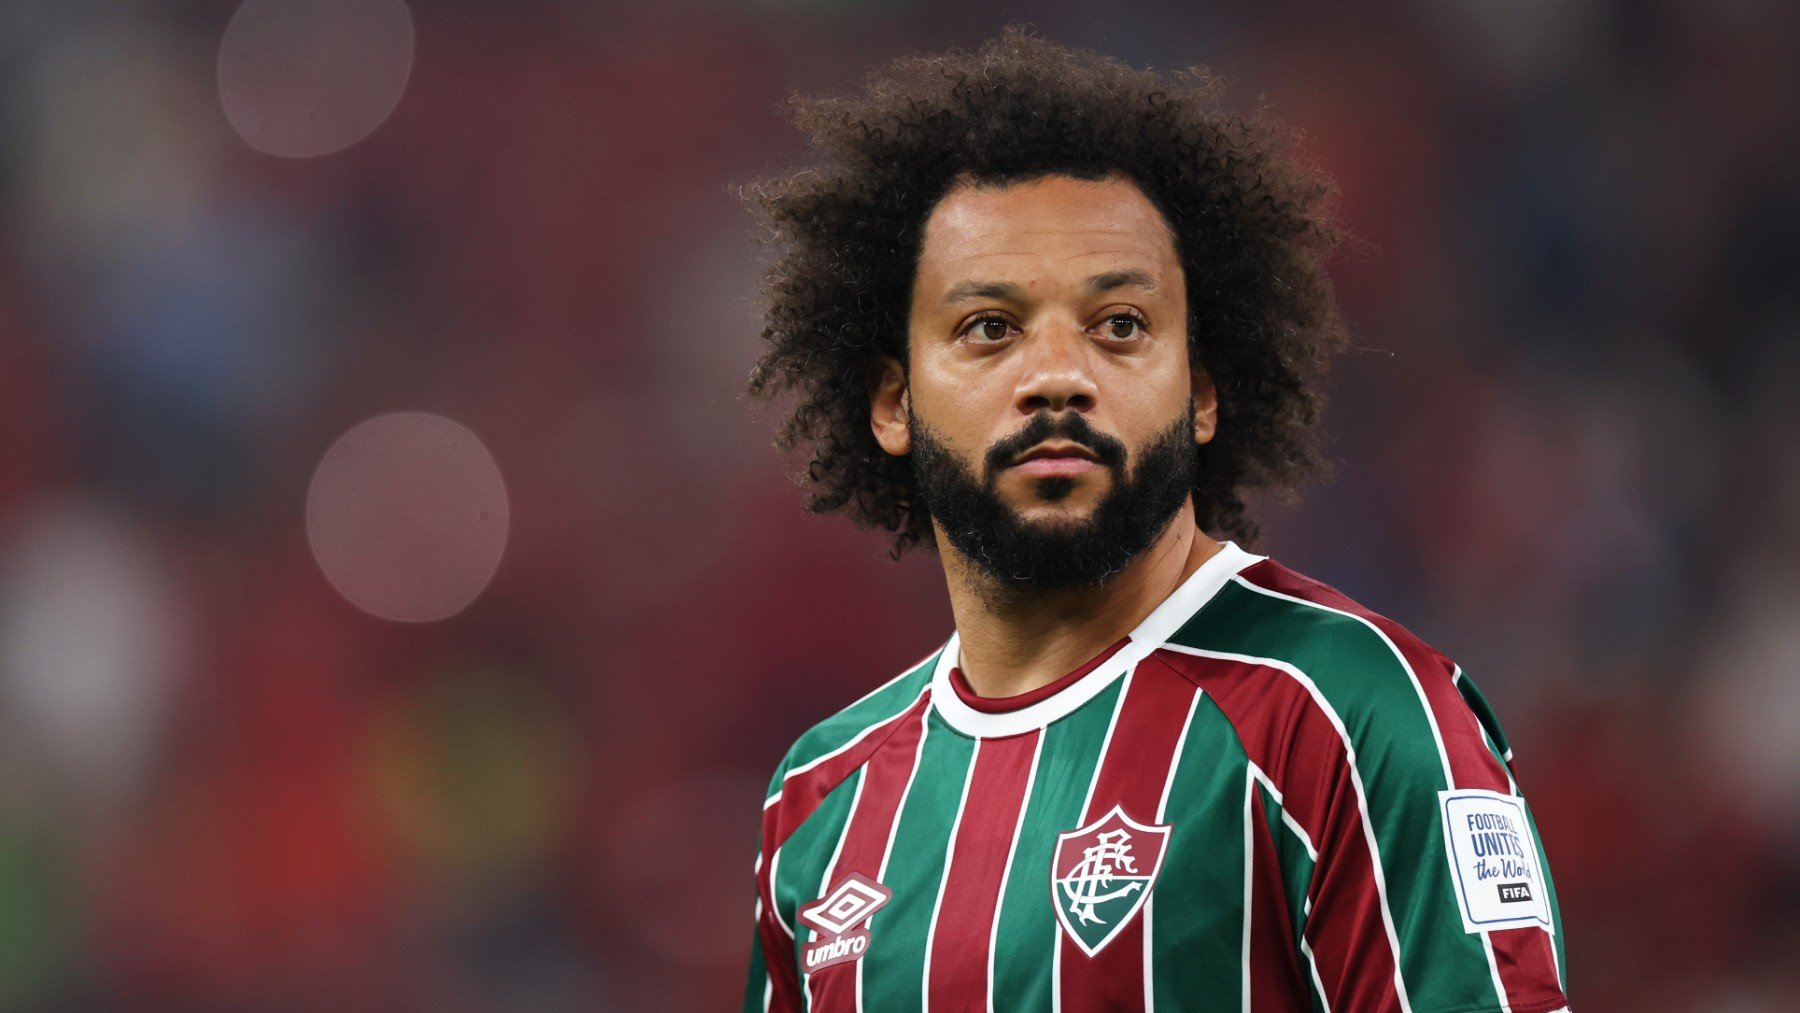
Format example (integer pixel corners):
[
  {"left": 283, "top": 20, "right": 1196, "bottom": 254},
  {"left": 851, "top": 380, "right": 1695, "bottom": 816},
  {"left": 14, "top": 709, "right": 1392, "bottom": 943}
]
[{"left": 800, "top": 873, "right": 892, "bottom": 973}]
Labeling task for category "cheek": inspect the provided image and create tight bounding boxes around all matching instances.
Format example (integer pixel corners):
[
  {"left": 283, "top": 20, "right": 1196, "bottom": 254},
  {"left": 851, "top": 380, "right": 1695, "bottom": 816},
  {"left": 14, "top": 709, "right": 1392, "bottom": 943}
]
[
  {"left": 1110, "top": 360, "right": 1192, "bottom": 445},
  {"left": 911, "top": 358, "right": 1007, "bottom": 440}
]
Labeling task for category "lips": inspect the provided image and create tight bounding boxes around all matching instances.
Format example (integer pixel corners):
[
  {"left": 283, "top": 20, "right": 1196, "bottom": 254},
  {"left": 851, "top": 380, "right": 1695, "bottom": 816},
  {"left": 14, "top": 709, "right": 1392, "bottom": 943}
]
[
  {"left": 1009, "top": 442, "right": 1102, "bottom": 477},
  {"left": 1011, "top": 456, "right": 1101, "bottom": 477},
  {"left": 1013, "top": 442, "right": 1098, "bottom": 466}
]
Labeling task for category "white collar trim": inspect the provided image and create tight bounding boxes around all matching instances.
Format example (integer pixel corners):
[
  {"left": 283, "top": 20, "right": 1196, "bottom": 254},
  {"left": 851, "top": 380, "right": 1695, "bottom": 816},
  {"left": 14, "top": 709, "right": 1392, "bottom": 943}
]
[{"left": 929, "top": 539, "right": 1266, "bottom": 738}]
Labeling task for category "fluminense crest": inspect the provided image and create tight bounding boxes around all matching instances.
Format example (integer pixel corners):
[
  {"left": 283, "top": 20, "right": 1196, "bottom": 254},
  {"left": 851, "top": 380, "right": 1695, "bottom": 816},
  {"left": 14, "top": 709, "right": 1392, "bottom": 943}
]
[{"left": 1050, "top": 805, "right": 1171, "bottom": 956}]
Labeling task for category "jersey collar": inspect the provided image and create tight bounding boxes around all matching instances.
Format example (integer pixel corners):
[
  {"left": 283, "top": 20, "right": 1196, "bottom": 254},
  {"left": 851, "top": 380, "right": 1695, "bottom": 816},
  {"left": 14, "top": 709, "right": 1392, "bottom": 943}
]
[{"left": 929, "top": 539, "right": 1266, "bottom": 738}]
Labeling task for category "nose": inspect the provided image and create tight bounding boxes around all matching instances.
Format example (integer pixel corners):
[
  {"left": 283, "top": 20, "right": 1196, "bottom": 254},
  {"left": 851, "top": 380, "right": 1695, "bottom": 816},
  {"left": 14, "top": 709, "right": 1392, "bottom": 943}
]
[{"left": 1013, "top": 318, "right": 1100, "bottom": 417}]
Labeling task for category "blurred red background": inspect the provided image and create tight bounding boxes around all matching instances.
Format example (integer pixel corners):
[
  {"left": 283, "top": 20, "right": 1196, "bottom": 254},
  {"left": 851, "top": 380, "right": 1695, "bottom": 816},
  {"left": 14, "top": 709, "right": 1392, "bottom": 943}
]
[{"left": 0, "top": 1, "right": 1796, "bottom": 1009}]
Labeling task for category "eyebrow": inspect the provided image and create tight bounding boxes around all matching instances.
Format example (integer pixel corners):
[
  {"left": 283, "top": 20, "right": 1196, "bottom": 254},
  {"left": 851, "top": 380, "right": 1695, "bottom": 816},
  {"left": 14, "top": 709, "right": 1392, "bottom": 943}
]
[{"left": 941, "top": 269, "right": 1159, "bottom": 306}]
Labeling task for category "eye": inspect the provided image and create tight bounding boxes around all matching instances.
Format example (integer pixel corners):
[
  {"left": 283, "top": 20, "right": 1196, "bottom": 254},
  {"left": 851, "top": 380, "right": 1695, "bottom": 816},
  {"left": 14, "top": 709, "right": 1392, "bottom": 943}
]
[
  {"left": 961, "top": 313, "right": 1016, "bottom": 343},
  {"left": 1101, "top": 311, "right": 1146, "bottom": 340}
]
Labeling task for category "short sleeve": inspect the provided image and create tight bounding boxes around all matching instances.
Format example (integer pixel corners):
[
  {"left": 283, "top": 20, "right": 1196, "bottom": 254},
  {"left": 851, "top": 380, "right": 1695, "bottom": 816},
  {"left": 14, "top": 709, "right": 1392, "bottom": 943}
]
[{"left": 1296, "top": 659, "right": 1570, "bottom": 1012}]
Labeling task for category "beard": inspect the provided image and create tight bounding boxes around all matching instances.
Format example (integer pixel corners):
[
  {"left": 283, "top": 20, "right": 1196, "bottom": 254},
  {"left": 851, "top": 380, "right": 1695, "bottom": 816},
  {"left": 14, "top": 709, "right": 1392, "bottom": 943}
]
[{"left": 908, "top": 401, "right": 1199, "bottom": 590}]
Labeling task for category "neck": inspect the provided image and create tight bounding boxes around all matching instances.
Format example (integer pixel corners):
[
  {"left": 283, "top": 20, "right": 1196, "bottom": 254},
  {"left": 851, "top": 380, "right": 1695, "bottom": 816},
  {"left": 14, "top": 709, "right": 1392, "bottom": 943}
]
[{"left": 938, "top": 503, "right": 1222, "bottom": 699}]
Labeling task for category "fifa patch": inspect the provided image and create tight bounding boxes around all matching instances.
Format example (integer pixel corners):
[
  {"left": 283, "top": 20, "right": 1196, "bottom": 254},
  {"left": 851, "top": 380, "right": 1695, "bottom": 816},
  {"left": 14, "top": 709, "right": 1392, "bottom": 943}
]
[
  {"left": 1051, "top": 805, "right": 1170, "bottom": 956},
  {"left": 799, "top": 873, "right": 892, "bottom": 973},
  {"left": 1438, "top": 789, "right": 1555, "bottom": 934}
]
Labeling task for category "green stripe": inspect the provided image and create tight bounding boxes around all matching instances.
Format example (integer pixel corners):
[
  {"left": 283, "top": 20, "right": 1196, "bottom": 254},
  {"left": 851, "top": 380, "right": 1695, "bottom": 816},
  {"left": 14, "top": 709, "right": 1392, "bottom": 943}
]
[
  {"left": 861, "top": 712, "right": 976, "bottom": 1009},
  {"left": 1151, "top": 694, "right": 1250, "bottom": 1009},
  {"left": 1454, "top": 671, "right": 1512, "bottom": 763},
  {"left": 772, "top": 766, "right": 863, "bottom": 997},
  {"left": 1258, "top": 781, "right": 1326, "bottom": 1013},
  {"left": 1170, "top": 580, "right": 1498, "bottom": 1012},
  {"left": 1463, "top": 671, "right": 1570, "bottom": 993},
  {"left": 1523, "top": 795, "right": 1567, "bottom": 991},
  {"left": 989, "top": 677, "right": 1127, "bottom": 1012},
  {"left": 742, "top": 905, "right": 769, "bottom": 1013}
]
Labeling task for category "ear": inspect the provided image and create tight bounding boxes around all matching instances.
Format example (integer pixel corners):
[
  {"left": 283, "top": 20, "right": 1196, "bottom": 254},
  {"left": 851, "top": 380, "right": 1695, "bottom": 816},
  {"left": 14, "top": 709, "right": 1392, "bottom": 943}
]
[
  {"left": 869, "top": 355, "right": 912, "bottom": 457},
  {"left": 1192, "top": 363, "right": 1218, "bottom": 446}
]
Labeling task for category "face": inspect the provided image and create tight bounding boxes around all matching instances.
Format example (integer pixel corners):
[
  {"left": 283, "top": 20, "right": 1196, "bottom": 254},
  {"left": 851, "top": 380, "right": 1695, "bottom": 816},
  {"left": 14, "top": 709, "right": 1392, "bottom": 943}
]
[{"left": 870, "top": 173, "right": 1219, "bottom": 587}]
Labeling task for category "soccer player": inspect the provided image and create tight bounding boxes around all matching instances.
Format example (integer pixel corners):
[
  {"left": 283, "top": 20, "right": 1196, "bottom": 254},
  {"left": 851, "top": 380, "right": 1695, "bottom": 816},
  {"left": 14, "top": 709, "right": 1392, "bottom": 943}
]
[{"left": 739, "top": 27, "right": 1570, "bottom": 1013}]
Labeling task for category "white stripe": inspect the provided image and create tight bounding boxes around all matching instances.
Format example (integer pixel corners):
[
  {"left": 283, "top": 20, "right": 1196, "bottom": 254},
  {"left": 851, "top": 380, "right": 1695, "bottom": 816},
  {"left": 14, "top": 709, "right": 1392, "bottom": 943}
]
[
  {"left": 987, "top": 731, "right": 1045, "bottom": 1013},
  {"left": 803, "top": 771, "right": 867, "bottom": 1010},
  {"left": 1145, "top": 686, "right": 1205, "bottom": 1012},
  {"left": 1455, "top": 666, "right": 1519, "bottom": 793},
  {"left": 1156, "top": 687, "right": 1204, "bottom": 821},
  {"left": 849, "top": 643, "right": 948, "bottom": 710},
  {"left": 1471, "top": 725, "right": 1520, "bottom": 1013},
  {"left": 931, "top": 541, "right": 1265, "bottom": 738},
  {"left": 764, "top": 691, "right": 930, "bottom": 942},
  {"left": 817, "top": 769, "right": 865, "bottom": 895},
  {"left": 1137, "top": 687, "right": 1209, "bottom": 1007},
  {"left": 920, "top": 738, "right": 981, "bottom": 1012},
  {"left": 1160, "top": 642, "right": 1414, "bottom": 1012},
  {"left": 754, "top": 895, "right": 774, "bottom": 1013},
  {"left": 1241, "top": 768, "right": 1255, "bottom": 1013},
  {"left": 1235, "top": 575, "right": 1518, "bottom": 1010},
  {"left": 1230, "top": 575, "right": 1456, "bottom": 787},
  {"left": 768, "top": 685, "right": 932, "bottom": 809},
  {"left": 1247, "top": 762, "right": 1319, "bottom": 862},
  {"left": 768, "top": 846, "right": 794, "bottom": 939},
  {"left": 1052, "top": 667, "right": 1135, "bottom": 1013},
  {"left": 860, "top": 706, "right": 934, "bottom": 1012},
  {"left": 1246, "top": 762, "right": 1329, "bottom": 1010},
  {"left": 876, "top": 707, "right": 933, "bottom": 884},
  {"left": 1456, "top": 665, "right": 1536, "bottom": 1006},
  {"left": 1302, "top": 933, "right": 1333, "bottom": 1013},
  {"left": 1462, "top": 678, "right": 1564, "bottom": 985}
]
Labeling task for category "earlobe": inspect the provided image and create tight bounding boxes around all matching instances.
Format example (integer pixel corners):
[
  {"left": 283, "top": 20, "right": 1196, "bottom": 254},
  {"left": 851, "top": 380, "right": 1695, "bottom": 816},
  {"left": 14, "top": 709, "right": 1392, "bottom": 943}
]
[{"left": 869, "top": 357, "right": 912, "bottom": 457}]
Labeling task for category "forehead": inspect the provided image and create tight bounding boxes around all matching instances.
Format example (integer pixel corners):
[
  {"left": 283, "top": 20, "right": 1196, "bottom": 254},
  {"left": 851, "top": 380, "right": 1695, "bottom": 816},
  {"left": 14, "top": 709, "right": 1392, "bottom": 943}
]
[{"left": 915, "top": 174, "right": 1180, "bottom": 286}]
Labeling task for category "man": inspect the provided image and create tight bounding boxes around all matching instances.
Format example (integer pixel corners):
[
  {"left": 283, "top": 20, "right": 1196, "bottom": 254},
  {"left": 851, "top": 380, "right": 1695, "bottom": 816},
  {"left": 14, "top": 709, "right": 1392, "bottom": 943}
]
[{"left": 739, "top": 27, "right": 1570, "bottom": 1013}]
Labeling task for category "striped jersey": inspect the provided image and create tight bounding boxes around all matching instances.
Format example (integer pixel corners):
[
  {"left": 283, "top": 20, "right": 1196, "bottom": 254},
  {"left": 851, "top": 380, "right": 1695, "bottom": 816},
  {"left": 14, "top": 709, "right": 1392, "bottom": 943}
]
[{"left": 745, "top": 540, "right": 1571, "bottom": 1012}]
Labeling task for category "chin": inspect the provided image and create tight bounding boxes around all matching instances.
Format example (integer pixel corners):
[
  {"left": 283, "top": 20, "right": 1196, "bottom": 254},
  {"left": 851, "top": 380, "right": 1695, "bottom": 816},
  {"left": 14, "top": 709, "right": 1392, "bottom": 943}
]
[
  {"left": 1010, "top": 503, "right": 1103, "bottom": 532},
  {"left": 1003, "top": 472, "right": 1107, "bottom": 504}
]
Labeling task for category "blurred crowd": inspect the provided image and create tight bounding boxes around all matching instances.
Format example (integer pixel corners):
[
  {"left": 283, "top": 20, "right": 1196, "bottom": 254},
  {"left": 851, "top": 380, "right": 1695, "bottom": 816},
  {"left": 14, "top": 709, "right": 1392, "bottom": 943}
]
[{"left": 0, "top": 0, "right": 1795, "bottom": 1009}]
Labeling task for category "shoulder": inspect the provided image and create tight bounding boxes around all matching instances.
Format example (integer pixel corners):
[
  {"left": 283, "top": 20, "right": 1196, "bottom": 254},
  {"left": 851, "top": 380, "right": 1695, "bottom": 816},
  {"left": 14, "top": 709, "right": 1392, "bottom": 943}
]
[
  {"left": 761, "top": 641, "right": 943, "bottom": 803},
  {"left": 1170, "top": 555, "right": 1460, "bottom": 702},
  {"left": 1161, "top": 555, "right": 1480, "bottom": 785}
]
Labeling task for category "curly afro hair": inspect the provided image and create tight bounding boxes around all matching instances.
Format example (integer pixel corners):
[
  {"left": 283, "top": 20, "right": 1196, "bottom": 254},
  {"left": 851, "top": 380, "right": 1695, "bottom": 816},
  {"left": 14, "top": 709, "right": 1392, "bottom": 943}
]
[{"left": 740, "top": 24, "right": 1351, "bottom": 557}]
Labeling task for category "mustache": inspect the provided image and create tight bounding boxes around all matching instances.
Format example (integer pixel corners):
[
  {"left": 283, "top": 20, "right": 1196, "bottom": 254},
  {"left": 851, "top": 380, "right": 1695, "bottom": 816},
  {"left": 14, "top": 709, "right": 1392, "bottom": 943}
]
[{"left": 983, "top": 412, "right": 1128, "bottom": 476}]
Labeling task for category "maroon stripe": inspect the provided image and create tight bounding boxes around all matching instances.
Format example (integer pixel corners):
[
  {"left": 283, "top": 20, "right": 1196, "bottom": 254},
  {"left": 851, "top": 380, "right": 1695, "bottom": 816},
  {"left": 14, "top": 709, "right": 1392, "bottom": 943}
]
[
  {"left": 926, "top": 731, "right": 1041, "bottom": 1008},
  {"left": 1056, "top": 661, "right": 1199, "bottom": 1012},
  {"left": 763, "top": 690, "right": 932, "bottom": 857},
  {"left": 1156, "top": 649, "right": 1405, "bottom": 1012},
  {"left": 1237, "top": 562, "right": 1568, "bottom": 1008},
  {"left": 1247, "top": 782, "right": 1311, "bottom": 1012},
  {"left": 757, "top": 690, "right": 931, "bottom": 1012},
  {"left": 804, "top": 706, "right": 931, "bottom": 1011},
  {"left": 757, "top": 878, "right": 803, "bottom": 1010}
]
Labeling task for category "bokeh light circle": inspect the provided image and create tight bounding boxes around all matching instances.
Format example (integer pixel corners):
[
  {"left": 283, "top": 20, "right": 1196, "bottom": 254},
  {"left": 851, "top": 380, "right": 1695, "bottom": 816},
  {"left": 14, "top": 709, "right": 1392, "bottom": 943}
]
[
  {"left": 217, "top": 0, "right": 415, "bottom": 157},
  {"left": 306, "top": 412, "right": 508, "bottom": 622}
]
